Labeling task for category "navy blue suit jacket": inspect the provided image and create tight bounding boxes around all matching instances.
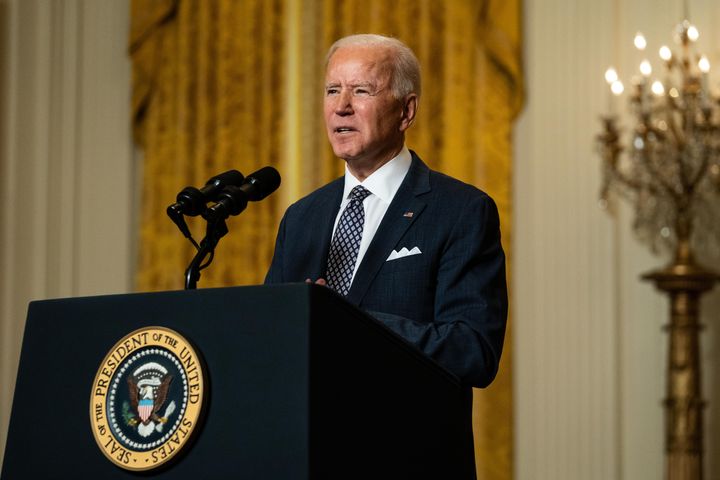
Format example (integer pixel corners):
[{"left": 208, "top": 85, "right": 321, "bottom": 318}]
[{"left": 265, "top": 152, "right": 508, "bottom": 388}]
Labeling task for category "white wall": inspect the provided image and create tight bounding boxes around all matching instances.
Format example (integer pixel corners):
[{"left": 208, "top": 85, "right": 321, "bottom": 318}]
[
  {"left": 0, "top": 0, "right": 133, "bottom": 468},
  {"left": 515, "top": 0, "right": 720, "bottom": 478}
]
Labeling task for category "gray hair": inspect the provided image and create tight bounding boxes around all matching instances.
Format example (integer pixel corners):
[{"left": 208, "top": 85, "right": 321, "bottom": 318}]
[{"left": 326, "top": 34, "right": 421, "bottom": 100}]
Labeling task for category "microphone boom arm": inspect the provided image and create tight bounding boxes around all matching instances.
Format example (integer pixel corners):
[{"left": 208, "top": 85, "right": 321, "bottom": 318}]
[{"left": 184, "top": 219, "right": 228, "bottom": 290}]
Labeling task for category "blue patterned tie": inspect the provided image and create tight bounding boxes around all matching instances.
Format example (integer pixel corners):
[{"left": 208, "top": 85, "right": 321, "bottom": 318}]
[{"left": 326, "top": 185, "right": 372, "bottom": 295}]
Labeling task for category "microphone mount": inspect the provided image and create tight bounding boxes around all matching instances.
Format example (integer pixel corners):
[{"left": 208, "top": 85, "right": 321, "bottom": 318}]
[
  {"left": 168, "top": 166, "right": 281, "bottom": 290},
  {"left": 184, "top": 217, "right": 228, "bottom": 290},
  {"left": 167, "top": 170, "right": 244, "bottom": 249}
]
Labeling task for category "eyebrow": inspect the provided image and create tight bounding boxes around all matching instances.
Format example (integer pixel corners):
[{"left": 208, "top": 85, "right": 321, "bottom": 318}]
[{"left": 324, "top": 82, "right": 376, "bottom": 89}]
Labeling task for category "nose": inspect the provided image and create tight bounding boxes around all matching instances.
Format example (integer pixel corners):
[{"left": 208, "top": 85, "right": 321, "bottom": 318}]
[{"left": 333, "top": 89, "right": 353, "bottom": 116}]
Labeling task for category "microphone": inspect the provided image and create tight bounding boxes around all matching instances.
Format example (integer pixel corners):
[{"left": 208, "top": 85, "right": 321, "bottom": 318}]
[
  {"left": 204, "top": 166, "right": 281, "bottom": 220},
  {"left": 167, "top": 170, "right": 245, "bottom": 217},
  {"left": 167, "top": 170, "right": 244, "bottom": 238}
]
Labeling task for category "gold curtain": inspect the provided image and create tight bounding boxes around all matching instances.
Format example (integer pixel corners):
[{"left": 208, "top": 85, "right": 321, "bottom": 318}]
[{"left": 130, "top": 1, "right": 522, "bottom": 478}]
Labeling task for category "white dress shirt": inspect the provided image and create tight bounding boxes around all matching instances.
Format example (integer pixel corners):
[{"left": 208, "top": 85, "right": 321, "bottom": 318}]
[{"left": 330, "top": 146, "right": 412, "bottom": 283}]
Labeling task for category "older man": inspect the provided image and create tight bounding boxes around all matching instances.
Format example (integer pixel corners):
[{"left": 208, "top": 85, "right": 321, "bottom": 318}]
[{"left": 265, "top": 34, "right": 507, "bottom": 389}]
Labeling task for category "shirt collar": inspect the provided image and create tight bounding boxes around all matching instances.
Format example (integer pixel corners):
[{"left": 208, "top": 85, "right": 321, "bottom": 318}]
[{"left": 342, "top": 146, "right": 412, "bottom": 204}]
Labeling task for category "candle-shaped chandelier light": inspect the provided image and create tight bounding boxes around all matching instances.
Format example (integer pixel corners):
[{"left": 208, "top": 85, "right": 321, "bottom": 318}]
[{"left": 598, "top": 21, "right": 720, "bottom": 262}]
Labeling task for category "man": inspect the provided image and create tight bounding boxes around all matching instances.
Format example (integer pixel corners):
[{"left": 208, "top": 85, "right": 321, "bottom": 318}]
[{"left": 265, "top": 34, "right": 507, "bottom": 389}]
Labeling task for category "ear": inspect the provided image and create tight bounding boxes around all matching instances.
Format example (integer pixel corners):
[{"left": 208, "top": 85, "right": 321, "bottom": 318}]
[{"left": 399, "top": 94, "right": 418, "bottom": 131}]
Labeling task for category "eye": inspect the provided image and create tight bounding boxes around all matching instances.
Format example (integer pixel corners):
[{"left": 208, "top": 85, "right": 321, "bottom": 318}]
[
  {"left": 325, "top": 87, "right": 339, "bottom": 96},
  {"left": 353, "top": 87, "right": 370, "bottom": 96}
]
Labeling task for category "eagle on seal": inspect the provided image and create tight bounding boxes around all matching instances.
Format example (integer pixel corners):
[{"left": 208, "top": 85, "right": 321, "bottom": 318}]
[{"left": 125, "top": 361, "right": 176, "bottom": 437}]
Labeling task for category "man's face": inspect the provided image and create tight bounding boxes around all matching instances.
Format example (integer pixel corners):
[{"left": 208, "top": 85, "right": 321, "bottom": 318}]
[{"left": 324, "top": 45, "right": 414, "bottom": 169}]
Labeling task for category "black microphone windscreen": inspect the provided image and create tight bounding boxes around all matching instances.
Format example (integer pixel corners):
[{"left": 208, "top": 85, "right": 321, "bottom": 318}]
[
  {"left": 206, "top": 170, "right": 244, "bottom": 189},
  {"left": 244, "top": 167, "right": 281, "bottom": 201}
]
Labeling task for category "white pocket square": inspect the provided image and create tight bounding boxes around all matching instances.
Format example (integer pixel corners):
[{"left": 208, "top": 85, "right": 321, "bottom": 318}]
[{"left": 386, "top": 246, "right": 422, "bottom": 261}]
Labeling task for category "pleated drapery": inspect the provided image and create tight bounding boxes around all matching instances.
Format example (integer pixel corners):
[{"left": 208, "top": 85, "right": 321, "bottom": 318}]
[{"left": 130, "top": 1, "right": 522, "bottom": 478}]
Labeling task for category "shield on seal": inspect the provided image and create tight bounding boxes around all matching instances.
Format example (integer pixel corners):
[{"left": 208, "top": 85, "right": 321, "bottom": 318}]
[{"left": 138, "top": 398, "right": 153, "bottom": 422}]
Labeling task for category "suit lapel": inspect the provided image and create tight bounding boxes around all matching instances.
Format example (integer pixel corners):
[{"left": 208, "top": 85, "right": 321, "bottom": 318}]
[
  {"left": 306, "top": 179, "right": 343, "bottom": 280},
  {"left": 346, "top": 154, "right": 431, "bottom": 306}
]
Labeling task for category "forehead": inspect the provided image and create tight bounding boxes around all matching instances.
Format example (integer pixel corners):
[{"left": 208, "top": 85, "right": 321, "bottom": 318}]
[{"left": 325, "top": 45, "right": 393, "bottom": 83}]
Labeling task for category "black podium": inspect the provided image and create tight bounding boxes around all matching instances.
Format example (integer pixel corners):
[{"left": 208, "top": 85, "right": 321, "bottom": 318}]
[{"left": 1, "top": 284, "right": 474, "bottom": 479}]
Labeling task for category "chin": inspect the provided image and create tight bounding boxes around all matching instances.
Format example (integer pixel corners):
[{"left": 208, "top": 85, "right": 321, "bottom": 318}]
[{"left": 331, "top": 146, "right": 361, "bottom": 162}]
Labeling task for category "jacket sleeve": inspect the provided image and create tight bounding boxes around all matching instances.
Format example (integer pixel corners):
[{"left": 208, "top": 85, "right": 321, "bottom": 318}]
[
  {"left": 264, "top": 209, "right": 288, "bottom": 284},
  {"left": 369, "top": 194, "right": 508, "bottom": 388}
]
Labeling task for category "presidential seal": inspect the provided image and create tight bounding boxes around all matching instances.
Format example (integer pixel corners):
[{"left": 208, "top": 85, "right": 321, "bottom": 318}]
[{"left": 89, "top": 326, "right": 206, "bottom": 471}]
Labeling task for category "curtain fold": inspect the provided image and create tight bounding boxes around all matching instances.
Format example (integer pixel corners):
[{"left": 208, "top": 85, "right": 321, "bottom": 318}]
[
  {"left": 130, "top": 1, "right": 522, "bottom": 478},
  {"left": 132, "top": 0, "right": 286, "bottom": 290}
]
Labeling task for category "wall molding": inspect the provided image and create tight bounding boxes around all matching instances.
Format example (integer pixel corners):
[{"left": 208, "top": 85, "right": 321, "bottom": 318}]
[{"left": 0, "top": 0, "right": 133, "bottom": 466}]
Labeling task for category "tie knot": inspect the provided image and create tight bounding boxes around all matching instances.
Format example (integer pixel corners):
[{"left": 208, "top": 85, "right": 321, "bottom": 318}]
[{"left": 349, "top": 185, "right": 371, "bottom": 203}]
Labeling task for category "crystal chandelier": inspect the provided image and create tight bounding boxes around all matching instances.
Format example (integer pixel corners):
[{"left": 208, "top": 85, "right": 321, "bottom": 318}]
[
  {"left": 597, "top": 20, "right": 720, "bottom": 264},
  {"left": 597, "top": 19, "right": 719, "bottom": 480}
]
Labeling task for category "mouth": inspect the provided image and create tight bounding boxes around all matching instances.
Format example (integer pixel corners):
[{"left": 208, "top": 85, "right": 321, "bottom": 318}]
[{"left": 334, "top": 127, "right": 356, "bottom": 134}]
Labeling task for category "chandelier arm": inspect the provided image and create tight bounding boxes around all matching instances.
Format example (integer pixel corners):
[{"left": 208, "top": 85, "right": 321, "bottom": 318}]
[
  {"left": 607, "top": 162, "right": 662, "bottom": 198},
  {"left": 661, "top": 101, "right": 697, "bottom": 199},
  {"left": 678, "top": 106, "right": 699, "bottom": 191},
  {"left": 607, "top": 181, "right": 638, "bottom": 204},
  {"left": 662, "top": 104, "right": 693, "bottom": 198},
  {"left": 645, "top": 166, "right": 679, "bottom": 200},
  {"left": 688, "top": 148, "right": 711, "bottom": 193},
  {"left": 689, "top": 118, "right": 719, "bottom": 190},
  {"left": 666, "top": 102, "right": 687, "bottom": 151},
  {"left": 636, "top": 143, "right": 683, "bottom": 201}
]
